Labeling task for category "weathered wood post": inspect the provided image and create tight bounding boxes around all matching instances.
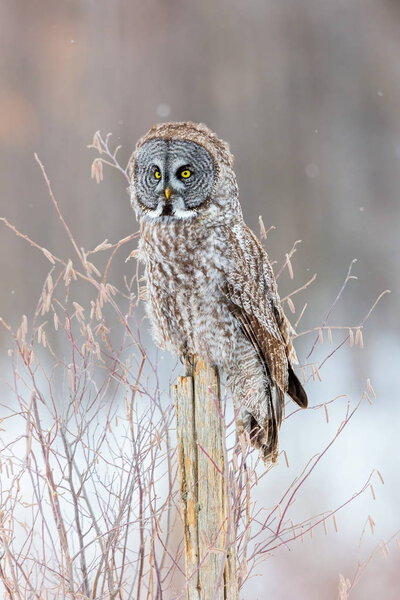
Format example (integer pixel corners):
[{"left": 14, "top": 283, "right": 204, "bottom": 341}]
[{"left": 174, "top": 357, "right": 239, "bottom": 600}]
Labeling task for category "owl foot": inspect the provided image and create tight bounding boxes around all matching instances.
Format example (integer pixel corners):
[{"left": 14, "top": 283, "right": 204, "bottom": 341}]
[{"left": 182, "top": 353, "right": 195, "bottom": 377}]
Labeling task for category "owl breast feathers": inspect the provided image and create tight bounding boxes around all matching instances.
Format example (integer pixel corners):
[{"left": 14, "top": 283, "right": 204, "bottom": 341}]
[{"left": 129, "top": 121, "right": 307, "bottom": 463}]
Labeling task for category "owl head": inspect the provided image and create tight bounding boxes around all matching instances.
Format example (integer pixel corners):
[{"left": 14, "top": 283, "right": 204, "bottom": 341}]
[{"left": 129, "top": 122, "right": 241, "bottom": 223}]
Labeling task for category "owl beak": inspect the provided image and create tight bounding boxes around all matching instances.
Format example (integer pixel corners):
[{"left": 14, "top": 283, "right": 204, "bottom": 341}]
[{"left": 164, "top": 187, "right": 172, "bottom": 201}]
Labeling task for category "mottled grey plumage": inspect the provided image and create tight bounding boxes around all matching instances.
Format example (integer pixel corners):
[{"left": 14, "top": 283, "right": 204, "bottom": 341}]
[{"left": 129, "top": 121, "right": 307, "bottom": 462}]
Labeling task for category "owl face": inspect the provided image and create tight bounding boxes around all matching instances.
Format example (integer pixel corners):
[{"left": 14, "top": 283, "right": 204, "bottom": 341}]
[{"left": 133, "top": 138, "right": 215, "bottom": 220}]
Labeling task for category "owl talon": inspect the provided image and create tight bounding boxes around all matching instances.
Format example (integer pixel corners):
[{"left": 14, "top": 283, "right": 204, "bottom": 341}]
[{"left": 182, "top": 353, "right": 195, "bottom": 377}]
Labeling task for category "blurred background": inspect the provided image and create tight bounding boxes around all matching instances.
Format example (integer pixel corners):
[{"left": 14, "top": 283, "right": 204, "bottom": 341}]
[{"left": 0, "top": 0, "right": 399, "bottom": 597}]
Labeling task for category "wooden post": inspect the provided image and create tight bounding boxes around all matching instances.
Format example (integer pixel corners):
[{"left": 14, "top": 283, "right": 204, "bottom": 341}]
[{"left": 174, "top": 357, "right": 239, "bottom": 600}]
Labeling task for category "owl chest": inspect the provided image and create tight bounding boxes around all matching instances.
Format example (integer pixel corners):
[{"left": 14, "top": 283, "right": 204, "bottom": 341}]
[
  {"left": 141, "top": 224, "right": 236, "bottom": 361},
  {"left": 146, "top": 235, "right": 225, "bottom": 316}
]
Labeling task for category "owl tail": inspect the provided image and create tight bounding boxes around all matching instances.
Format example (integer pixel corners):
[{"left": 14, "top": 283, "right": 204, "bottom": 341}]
[
  {"left": 239, "top": 385, "right": 285, "bottom": 464},
  {"left": 227, "top": 338, "right": 286, "bottom": 463}
]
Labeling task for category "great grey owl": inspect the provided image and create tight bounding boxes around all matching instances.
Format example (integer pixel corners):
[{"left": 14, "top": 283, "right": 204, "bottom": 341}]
[{"left": 129, "top": 121, "right": 307, "bottom": 462}]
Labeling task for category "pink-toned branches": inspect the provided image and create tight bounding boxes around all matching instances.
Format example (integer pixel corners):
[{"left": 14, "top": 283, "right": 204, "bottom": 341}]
[{"left": 0, "top": 137, "right": 390, "bottom": 599}]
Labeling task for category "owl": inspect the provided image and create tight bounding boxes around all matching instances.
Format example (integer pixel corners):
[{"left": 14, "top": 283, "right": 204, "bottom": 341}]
[{"left": 129, "top": 121, "right": 307, "bottom": 462}]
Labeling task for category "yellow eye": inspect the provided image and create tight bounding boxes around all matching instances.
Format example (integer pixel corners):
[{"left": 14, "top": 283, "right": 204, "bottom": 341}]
[
  {"left": 154, "top": 170, "right": 161, "bottom": 180},
  {"left": 180, "top": 169, "right": 192, "bottom": 179}
]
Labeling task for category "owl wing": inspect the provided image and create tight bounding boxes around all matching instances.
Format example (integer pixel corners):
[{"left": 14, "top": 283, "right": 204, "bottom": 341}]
[{"left": 224, "top": 223, "right": 307, "bottom": 408}]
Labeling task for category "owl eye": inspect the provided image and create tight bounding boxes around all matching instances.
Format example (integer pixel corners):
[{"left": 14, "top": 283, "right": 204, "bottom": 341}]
[
  {"left": 179, "top": 169, "right": 192, "bottom": 179},
  {"left": 154, "top": 169, "right": 161, "bottom": 180}
]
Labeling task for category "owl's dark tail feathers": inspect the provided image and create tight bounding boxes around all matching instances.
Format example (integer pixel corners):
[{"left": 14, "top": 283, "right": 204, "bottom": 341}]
[
  {"left": 287, "top": 363, "right": 308, "bottom": 408},
  {"left": 240, "top": 368, "right": 307, "bottom": 464}
]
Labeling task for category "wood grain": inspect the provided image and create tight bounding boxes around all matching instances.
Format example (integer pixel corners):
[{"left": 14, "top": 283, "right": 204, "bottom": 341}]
[{"left": 175, "top": 357, "right": 239, "bottom": 600}]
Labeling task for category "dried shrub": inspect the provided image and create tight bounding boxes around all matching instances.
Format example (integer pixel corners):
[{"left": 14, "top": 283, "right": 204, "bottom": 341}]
[{"left": 0, "top": 137, "right": 391, "bottom": 599}]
